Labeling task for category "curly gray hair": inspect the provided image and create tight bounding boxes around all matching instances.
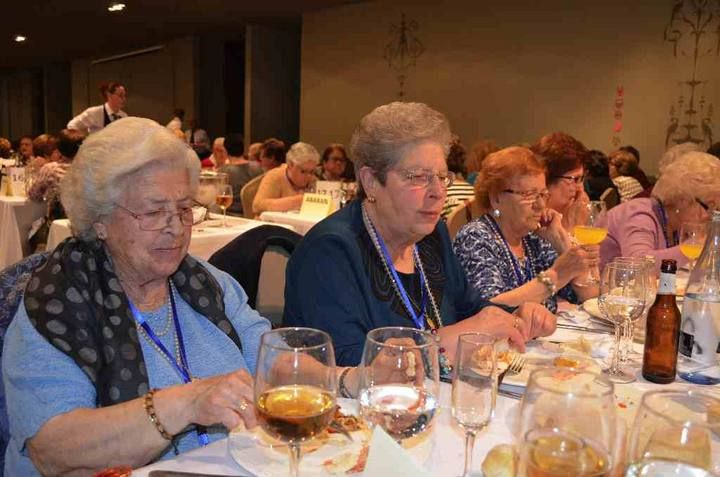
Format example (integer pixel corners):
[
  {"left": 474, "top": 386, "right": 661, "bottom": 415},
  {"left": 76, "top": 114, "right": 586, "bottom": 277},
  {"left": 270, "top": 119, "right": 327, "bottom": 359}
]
[
  {"left": 286, "top": 142, "right": 320, "bottom": 167},
  {"left": 60, "top": 117, "right": 200, "bottom": 241},
  {"left": 653, "top": 151, "right": 720, "bottom": 206},
  {"left": 349, "top": 102, "right": 452, "bottom": 199}
]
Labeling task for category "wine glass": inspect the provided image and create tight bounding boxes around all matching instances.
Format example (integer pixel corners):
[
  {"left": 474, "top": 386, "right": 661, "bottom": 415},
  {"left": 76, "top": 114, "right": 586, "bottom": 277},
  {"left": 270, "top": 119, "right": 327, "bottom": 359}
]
[
  {"left": 254, "top": 328, "right": 337, "bottom": 477},
  {"left": 598, "top": 262, "right": 647, "bottom": 383},
  {"left": 358, "top": 327, "right": 439, "bottom": 444},
  {"left": 679, "top": 221, "right": 707, "bottom": 271},
  {"left": 518, "top": 368, "right": 616, "bottom": 476},
  {"left": 626, "top": 389, "right": 720, "bottom": 476},
  {"left": 613, "top": 256, "right": 657, "bottom": 362},
  {"left": 451, "top": 333, "right": 497, "bottom": 477},
  {"left": 215, "top": 184, "right": 233, "bottom": 227},
  {"left": 573, "top": 201, "right": 608, "bottom": 285},
  {"left": 196, "top": 174, "right": 219, "bottom": 221},
  {"left": 521, "top": 427, "right": 610, "bottom": 477}
]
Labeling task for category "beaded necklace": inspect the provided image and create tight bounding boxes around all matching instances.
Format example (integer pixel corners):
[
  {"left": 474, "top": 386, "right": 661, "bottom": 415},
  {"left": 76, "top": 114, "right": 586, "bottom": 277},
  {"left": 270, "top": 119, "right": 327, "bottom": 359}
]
[
  {"left": 135, "top": 283, "right": 182, "bottom": 373},
  {"left": 485, "top": 215, "right": 536, "bottom": 288},
  {"left": 361, "top": 203, "right": 443, "bottom": 330}
]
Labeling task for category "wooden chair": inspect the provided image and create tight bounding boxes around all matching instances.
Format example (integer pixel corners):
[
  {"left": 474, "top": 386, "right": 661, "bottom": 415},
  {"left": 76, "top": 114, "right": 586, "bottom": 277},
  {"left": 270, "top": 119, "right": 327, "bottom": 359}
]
[
  {"left": 599, "top": 187, "right": 619, "bottom": 210},
  {"left": 240, "top": 174, "right": 264, "bottom": 219},
  {"left": 446, "top": 198, "right": 475, "bottom": 240}
]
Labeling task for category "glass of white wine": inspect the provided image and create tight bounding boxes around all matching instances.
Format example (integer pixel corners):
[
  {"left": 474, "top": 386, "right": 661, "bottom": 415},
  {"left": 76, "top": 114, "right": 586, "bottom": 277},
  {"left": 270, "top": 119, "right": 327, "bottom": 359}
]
[
  {"left": 679, "top": 221, "right": 707, "bottom": 271},
  {"left": 254, "top": 328, "right": 337, "bottom": 477},
  {"left": 215, "top": 184, "right": 233, "bottom": 227},
  {"left": 451, "top": 333, "right": 497, "bottom": 477},
  {"left": 627, "top": 389, "right": 720, "bottom": 476},
  {"left": 358, "top": 327, "right": 439, "bottom": 445},
  {"left": 521, "top": 427, "right": 610, "bottom": 477},
  {"left": 573, "top": 200, "right": 608, "bottom": 285},
  {"left": 598, "top": 262, "right": 647, "bottom": 383}
]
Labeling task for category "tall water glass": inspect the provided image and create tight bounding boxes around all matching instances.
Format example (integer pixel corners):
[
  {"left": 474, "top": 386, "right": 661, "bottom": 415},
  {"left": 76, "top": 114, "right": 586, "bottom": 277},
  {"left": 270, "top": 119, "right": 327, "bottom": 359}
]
[{"left": 613, "top": 256, "right": 657, "bottom": 361}]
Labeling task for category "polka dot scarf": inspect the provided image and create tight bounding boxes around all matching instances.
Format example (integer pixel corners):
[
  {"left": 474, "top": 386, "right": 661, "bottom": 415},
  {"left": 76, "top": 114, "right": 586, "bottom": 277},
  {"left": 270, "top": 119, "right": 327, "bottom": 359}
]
[{"left": 23, "top": 238, "right": 243, "bottom": 407}]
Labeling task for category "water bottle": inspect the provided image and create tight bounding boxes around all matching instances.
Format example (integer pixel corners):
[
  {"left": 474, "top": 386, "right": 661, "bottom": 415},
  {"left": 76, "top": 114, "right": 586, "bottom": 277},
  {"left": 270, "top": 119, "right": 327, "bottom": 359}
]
[{"left": 678, "top": 210, "right": 720, "bottom": 384}]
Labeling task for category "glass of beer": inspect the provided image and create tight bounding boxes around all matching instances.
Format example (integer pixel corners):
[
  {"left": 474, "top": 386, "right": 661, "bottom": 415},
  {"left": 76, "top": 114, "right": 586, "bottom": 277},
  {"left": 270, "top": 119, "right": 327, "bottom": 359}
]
[
  {"left": 574, "top": 200, "right": 608, "bottom": 285},
  {"left": 679, "top": 221, "right": 707, "bottom": 271},
  {"left": 627, "top": 390, "right": 720, "bottom": 476},
  {"left": 216, "top": 184, "right": 233, "bottom": 227},
  {"left": 254, "top": 328, "right": 337, "bottom": 477}
]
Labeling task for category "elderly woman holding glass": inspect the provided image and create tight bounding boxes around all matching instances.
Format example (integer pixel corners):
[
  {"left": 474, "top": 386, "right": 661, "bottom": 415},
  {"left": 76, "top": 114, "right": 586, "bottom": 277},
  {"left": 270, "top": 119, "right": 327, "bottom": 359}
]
[
  {"left": 454, "top": 147, "right": 598, "bottom": 313},
  {"left": 598, "top": 151, "right": 720, "bottom": 269},
  {"left": 3, "top": 118, "right": 270, "bottom": 476},
  {"left": 284, "top": 102, "right": 556, "bottom": 370},
  {"left": 252, "top": 141, "right": 319, "bottom": 216}
]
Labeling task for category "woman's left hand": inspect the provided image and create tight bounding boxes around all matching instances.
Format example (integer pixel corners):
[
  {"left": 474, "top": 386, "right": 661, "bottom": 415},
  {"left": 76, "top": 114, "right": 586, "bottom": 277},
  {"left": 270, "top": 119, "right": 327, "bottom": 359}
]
[
  {"left": 514, "top": 302, "right": 557, "bottom": 339},
  {"left": 535, "top": 208, "right": 571, "bottom": 252}
]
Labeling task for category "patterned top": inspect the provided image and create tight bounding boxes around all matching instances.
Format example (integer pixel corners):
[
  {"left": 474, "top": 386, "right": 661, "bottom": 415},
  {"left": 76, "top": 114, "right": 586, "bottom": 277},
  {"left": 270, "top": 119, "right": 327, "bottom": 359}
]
[
  {"left": 442, "top": 179, "right": 475, "bottom": 218},
  {"left": 612, "top": 175, "right": 644, "bottom": 203},
  {"left": 453, "top": 214, "right": 577, "bottom": 313}
]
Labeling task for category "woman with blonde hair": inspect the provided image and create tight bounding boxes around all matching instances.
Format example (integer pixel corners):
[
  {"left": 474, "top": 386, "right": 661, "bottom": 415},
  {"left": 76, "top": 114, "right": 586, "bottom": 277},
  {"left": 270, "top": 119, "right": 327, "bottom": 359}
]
[
  {"left": 598, "top": 151, "right": 720, "bottom": 269},
  {"left": 454, "top": 147, "right": 598, "bottom": 313}
]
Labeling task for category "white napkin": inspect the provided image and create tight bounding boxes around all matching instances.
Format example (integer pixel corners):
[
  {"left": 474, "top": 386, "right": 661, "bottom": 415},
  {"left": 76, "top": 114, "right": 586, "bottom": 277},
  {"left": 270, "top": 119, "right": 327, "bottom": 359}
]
[
  {"left": 557, "top": 308, "right": 592, "bottom": 325},
  {"left": 192, "top": 206, "right": 207, "bottom": 225},
  {"left": 362, "top": 427, "right": 431, "bottom": 477}
]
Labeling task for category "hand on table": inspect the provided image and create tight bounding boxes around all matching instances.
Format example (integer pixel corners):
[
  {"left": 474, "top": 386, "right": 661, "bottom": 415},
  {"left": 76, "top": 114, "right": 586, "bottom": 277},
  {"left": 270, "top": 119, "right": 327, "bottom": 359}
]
[{"left": 186, "top": 368, "right": 257, "bottom": 431}]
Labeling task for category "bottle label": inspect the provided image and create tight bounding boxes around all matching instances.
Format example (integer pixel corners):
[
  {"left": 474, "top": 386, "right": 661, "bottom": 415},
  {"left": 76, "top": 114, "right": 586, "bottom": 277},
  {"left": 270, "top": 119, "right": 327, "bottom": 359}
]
[
  {"left": 657, "top": 272, "right": 676, "bottom": 295},
  {"left": 678, "top": 295, "right": 720, "bottom": 367}
]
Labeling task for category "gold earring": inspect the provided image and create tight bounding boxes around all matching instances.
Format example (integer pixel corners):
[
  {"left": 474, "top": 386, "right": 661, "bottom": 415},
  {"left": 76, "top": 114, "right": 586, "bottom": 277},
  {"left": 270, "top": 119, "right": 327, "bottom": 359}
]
[{"left": 367, "top": 196, "right": 376, "bottom": 203}]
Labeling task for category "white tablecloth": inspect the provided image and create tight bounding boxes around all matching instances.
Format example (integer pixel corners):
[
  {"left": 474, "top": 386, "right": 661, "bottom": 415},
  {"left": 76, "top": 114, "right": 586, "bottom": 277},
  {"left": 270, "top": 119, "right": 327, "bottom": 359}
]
[
  {"left": 0, "top": 195, "right": 46, "bottom": 270},
  {"left": 46, "top": 216, "right": 294, "bottom": 261},
  {"left": 259, "top": 211, "right": 324, "bottom": 236}
]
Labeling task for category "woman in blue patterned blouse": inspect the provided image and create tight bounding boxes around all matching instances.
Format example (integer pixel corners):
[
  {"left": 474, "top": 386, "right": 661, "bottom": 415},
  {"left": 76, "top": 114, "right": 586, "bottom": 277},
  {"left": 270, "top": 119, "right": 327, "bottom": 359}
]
[{"left": 453, "top": 147, "right": 599, "bottom": 313}]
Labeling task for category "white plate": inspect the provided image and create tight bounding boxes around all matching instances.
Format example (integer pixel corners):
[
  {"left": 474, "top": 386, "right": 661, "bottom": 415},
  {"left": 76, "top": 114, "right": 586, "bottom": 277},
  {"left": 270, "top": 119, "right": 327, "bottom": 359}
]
[{"left": 228, "top": 399, "right": 433, "bottom": 476}]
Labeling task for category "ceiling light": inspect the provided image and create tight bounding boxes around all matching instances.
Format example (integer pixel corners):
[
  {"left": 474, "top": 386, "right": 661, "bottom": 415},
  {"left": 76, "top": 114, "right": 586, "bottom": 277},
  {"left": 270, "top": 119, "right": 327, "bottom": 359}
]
[
  {"left": 108, "top": 2, "right": 126, "bottom": 12},
  {"left": 14, "top": 35, "right": 26, "bottom": 43}
]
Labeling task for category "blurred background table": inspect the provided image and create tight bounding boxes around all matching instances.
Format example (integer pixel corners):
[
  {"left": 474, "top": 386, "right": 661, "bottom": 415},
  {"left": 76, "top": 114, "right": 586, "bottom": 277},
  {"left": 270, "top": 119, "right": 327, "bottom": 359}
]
[
  {"left": 259, "top": 210, "right": 323, "bottom": 236},
  {"left": 0, "top": 195, "right": 45, "bottom": 270}
]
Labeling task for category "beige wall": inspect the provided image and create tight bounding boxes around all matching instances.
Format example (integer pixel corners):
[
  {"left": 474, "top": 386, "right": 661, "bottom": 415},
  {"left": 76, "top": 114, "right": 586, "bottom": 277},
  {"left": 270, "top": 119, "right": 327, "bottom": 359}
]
[
  {"left": 301, "top": 0, "right": 720, "bottom": 175},
  {"left": 71, "top": 37, "right": 195, "bottom": 127}
]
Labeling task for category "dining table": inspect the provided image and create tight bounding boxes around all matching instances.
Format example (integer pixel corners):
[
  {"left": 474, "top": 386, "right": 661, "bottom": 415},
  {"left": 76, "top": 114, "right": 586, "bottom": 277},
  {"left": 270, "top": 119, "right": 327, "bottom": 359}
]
[
  {"left": 133, "top": 303, "right": 719, "bottom": 477},
  {"left": 45, "top": 214, "right": 295, "bottom": 261},
  {"left": 259, "top": 211, "right": 324, "bottom": 236},
  {"left": 0, "top": 194, "right": 46, "bottom": 270}
]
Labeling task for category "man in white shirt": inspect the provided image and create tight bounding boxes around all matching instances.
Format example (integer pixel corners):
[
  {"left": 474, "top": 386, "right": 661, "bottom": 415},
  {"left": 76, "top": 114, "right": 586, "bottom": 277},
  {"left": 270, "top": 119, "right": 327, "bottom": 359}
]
[{"left": 67, "top": 81, "right": 128, "bottom": 135}]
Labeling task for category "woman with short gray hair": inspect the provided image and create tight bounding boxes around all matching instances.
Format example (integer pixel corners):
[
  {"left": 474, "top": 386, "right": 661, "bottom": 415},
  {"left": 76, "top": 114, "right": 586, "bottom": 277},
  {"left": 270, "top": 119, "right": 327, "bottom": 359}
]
[
  {"left": 4, "top": 117, "right": 271, "bottom": 475},
  {"left": 284, "top": 102, "right": 556, "bottom": 386},
  {"left": 252, "top": 141, "right": 319, "bottom": 215}
]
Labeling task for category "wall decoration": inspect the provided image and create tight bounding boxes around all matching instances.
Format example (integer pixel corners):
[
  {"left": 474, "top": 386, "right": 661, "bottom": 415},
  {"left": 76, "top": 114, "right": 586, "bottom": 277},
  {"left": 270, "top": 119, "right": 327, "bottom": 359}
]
[
  {"left": 383, "top": 13, "right": 425, "bottom": 99},
  {"left": 612, "top": 85, "right": 625, "bottom": 147},
  {"left": 663, "top": 0, "right": 719, "bottom": 148}
]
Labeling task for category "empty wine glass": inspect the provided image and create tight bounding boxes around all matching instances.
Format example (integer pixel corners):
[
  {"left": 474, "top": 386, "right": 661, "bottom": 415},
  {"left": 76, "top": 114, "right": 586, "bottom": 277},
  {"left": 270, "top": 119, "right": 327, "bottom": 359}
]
[
  {"left": 573, "top": 201, "right": 608, "bottom": 285},
  {"left": 613, "top": 256, "right": 657, "bottom": 362},
  {"left": 254, "top": 328, "right": 337, "bottom": 477},
  {"left": 598, "top": 262, "right": 647, "bottom": 383},
  {"left": 196, "top": 174, "right": 219, "bottom": 221},
  {"left": 680, "top": 221, "right": 707, "bottom": 271},
  {"left": 451, "top": 333, "right": 497, "bottom": 477},
  {"left": 358, "top": 327, "right": 439, "bottom": 445},
  {"left": 215, "top": 184, "right": 233, "bottom": 227},
  {"left": 627, "top": 389, "right": 720, "bottom": 476}
]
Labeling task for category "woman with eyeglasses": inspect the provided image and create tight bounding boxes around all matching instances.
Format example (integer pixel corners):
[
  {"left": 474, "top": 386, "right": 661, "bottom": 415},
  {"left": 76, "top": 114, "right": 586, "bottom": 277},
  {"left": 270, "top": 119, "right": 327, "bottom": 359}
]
[
  {"left": 454, "top": 147, "right": 599, "bottom": 313},
  {"left": 284, "top": 102, "right": 556, "bottom": 370},
  {"left": 3, "top": 118, "right": 271, "bottom": 475},
  {"left": 597, "top": 151, "right": 720, "bottom": 269}
]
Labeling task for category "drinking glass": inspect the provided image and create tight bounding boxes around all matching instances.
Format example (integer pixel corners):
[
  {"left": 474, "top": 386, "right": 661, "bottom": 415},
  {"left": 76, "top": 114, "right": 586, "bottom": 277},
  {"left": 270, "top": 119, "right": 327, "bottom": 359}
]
[
  {"left": 573, "top": 200, "right": 608, "bottom": 285},
  {"left": 451, "top": 333, "right": 497, "bottom": 477},
  {"left": 598, "top": 262, "right": 647, "bottom": 383},
  {"left": 613, "top": 256, "right": 657, "bottom": 362},
  {"left": 518, "top": 367, "right": 616, "bottom": 475},
  {"left": 215, "top": 184, "right": 233, "bottom": 227},
  {"left": 627, "top": 390, "right": 720, "bottom": 476},
  {"left": 254, "top": 328, "right": 337, "bottom": 477},
  {"left": 196, "top": 174, "right": 219, "bottom": 221},
  {"left": 520, "top": 427, "right": 611, "bottom": 477},
  {"left": 358, "top": 327, "right": 440, "bottom": 444},
  {"left": 680, "top": 221, "right": 707, "bottom": 271}
]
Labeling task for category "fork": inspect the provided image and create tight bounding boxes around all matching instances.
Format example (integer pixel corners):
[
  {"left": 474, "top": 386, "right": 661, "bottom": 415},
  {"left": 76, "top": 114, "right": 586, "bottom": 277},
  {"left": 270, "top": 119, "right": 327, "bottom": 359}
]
[
  {"left": 497, "top": 353, "right": 526, "bottom": 386},
  {"left": 327, "top": 419, "right": 354, "bottom": 442}
]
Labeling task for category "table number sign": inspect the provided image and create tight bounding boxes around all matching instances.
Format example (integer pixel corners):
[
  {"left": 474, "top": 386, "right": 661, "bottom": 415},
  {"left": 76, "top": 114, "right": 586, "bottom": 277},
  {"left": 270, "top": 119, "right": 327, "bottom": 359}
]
[
  {"left": 1, "top": 167, "right": 26, "bottom": 197},
  {"left": 314, "top": 180, "right": 343, "bottom": 211},
  {"left": 300, "top": 193, "right": 334, "bottom": 218}
]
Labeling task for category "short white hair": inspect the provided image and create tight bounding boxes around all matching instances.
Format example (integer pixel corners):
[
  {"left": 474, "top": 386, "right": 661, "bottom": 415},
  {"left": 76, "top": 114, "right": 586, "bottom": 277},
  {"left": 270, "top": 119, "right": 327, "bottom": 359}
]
[
  {"left": 286, "top": 142, "right": 320, "bottom": 167},
  {"left": 213, "top": 137, "right": 225, "bottom": 146},
  {"left": 61, "top": 117, "right": 200, "bottom": 241},
  {"left": 658, "top": 142, "right": 701, "bottom": 175},
  {"left": 653, "top": 151, "right": 720, "bottom": 205}
]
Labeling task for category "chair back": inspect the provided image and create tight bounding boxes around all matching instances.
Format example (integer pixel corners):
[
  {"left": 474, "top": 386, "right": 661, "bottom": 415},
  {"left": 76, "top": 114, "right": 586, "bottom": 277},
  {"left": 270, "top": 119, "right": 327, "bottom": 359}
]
[
  {"left": 240, "top": 174, "right": 264, "bottom": 219},
  {"left": 446, "top": 198, "right": 475, "bottom": 240},
  {"left": 0, "top": 252, "right": 49, "bottom": 475},
  {"left": 599, "top": 187, "right": 620, "bottom": 210},
  {"left": 255, "top": 245, "right": 292, "bottom": 328}
]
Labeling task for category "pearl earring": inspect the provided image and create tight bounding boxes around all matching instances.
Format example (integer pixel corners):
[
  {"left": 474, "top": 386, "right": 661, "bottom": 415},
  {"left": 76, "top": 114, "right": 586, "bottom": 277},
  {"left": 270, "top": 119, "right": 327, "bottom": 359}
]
[
  {"left": 367, "top": 196, "right": 377, "bottom": 203},
  {"left": 492, "top": 208, "right": 501, "bottom": 218}
]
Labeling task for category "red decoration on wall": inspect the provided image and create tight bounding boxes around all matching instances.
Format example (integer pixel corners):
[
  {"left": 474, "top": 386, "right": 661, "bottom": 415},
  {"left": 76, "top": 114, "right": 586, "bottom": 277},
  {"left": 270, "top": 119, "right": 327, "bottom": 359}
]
[{"left": 612, "top": 85, "right": 625, "bottom": 147}]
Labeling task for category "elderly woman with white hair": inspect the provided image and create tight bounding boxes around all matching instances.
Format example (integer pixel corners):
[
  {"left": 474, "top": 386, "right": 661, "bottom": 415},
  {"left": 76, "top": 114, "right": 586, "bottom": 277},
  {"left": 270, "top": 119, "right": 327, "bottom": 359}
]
[
  {"left": 2, "top": 118, "right": 271, "bottom": 475},
  {"left": 252, "top": 141, "right": 319, "bottom": 215},
  {"left": 284, "top": 102, "right": 556, "bottom": 380},
  {"left": 597, "top": 151, "right": 720, "bottom": 269}
]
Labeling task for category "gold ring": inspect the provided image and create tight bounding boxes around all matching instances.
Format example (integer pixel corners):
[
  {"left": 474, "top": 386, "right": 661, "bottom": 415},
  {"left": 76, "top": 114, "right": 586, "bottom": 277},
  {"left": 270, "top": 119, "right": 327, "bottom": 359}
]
[
  {"left": 513, "top": 317, "right": 522, "bottom": 330},
  {"left": 238, "top": 399, "right": 249, "bottom": 412}
]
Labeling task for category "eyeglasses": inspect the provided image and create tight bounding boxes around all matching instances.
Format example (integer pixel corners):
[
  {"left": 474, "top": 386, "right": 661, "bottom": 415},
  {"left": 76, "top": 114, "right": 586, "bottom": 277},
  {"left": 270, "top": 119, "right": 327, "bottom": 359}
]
[
  {"left": 503, "top": 188, "right": 550, "bottom": 203},
  {"left": 555, "top": 173, "right": 585, "bottom": 185},
  {"left": 115, "top": 203, "right": 194, "bottom": 231},
  {"left": 399, "top": 168, "right": 455, "bottom": 188},
  {"left": 696, "top": 197, "right": 710, "bottom": 211}
]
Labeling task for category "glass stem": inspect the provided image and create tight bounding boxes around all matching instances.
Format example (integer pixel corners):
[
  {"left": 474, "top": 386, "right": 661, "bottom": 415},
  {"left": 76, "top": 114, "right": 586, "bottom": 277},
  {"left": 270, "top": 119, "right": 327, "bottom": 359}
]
[
  {"left": 462, "top": 430, "right": 477, "bottom": 477},
  {"left": 222, "top": 207, "right": 227, "bottom": 227},
  {"left": 610, "top": 323, "right": 622, "bottom": 375},
  {"left": 289, "top": 443, "right": 301, "bottom": 477}
]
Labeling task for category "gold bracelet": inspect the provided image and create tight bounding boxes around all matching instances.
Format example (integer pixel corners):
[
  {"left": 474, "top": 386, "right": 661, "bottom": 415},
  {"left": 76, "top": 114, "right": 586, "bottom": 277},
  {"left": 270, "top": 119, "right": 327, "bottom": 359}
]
[
  {"left": 338, "top": 367, "right": 353, "bottom": 399},
  {"left": 143, "top": 389, "right": 173, "bottom": 441}
]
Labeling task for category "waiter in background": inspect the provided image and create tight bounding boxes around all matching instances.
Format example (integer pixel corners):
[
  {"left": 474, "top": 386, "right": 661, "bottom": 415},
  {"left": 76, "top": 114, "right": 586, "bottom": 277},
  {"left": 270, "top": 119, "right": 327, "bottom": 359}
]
[{"left": 67, "top": 81, "right": 128, "bottom": 135}]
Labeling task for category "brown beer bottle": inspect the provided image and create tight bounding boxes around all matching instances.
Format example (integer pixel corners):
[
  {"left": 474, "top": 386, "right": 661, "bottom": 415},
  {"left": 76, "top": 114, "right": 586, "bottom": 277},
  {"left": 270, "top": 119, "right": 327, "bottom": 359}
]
[{"left": 642, "top": 259, "right": 681, "bottom": 384}]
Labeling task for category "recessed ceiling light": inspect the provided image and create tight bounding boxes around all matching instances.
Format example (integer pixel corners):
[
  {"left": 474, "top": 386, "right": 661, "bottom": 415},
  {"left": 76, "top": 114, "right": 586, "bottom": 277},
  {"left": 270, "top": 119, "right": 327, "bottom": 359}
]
[
  {"left": 108, "top": 2, "right": 126, "bottom": 12},
  {"left": 14, "top": 35, "right": 26, "bottom": 43}
]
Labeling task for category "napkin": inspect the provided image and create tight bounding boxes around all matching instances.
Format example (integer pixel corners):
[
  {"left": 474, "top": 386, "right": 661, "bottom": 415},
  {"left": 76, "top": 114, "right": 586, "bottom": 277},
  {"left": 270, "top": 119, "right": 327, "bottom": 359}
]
[
  {"left": 192, "top": 206, "right": 207, "bottom": 225},
  {"left": 557, "top": 308, "right": 592, "bottom": 325},
  {"left": 362, "top": 427, "right": 430, "bottom": 477}
]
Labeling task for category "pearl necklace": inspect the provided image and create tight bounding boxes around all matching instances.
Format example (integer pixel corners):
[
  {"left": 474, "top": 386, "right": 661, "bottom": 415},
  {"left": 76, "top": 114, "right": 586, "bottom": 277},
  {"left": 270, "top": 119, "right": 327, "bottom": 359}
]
[
  {"left": 136, "top": 283, "right": 182, "bottom": 372},
  {"left": 361, "top": 203, "right": 443, "bottom": 330}
]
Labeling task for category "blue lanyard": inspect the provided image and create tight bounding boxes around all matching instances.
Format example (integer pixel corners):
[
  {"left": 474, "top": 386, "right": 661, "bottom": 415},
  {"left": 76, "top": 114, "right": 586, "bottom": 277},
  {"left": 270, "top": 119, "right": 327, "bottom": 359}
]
[
  {"left": 370, "top": 222, "right": 428, "bottom": 330},
  {"left": 487, "top": 216, "right": 533, "bottom": 287},
  {"left": 128, "top": 287, "right": 209, "bottom": 447},
  {"left": 656, "top": 200, "right": 677, "bottom": 247}
]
